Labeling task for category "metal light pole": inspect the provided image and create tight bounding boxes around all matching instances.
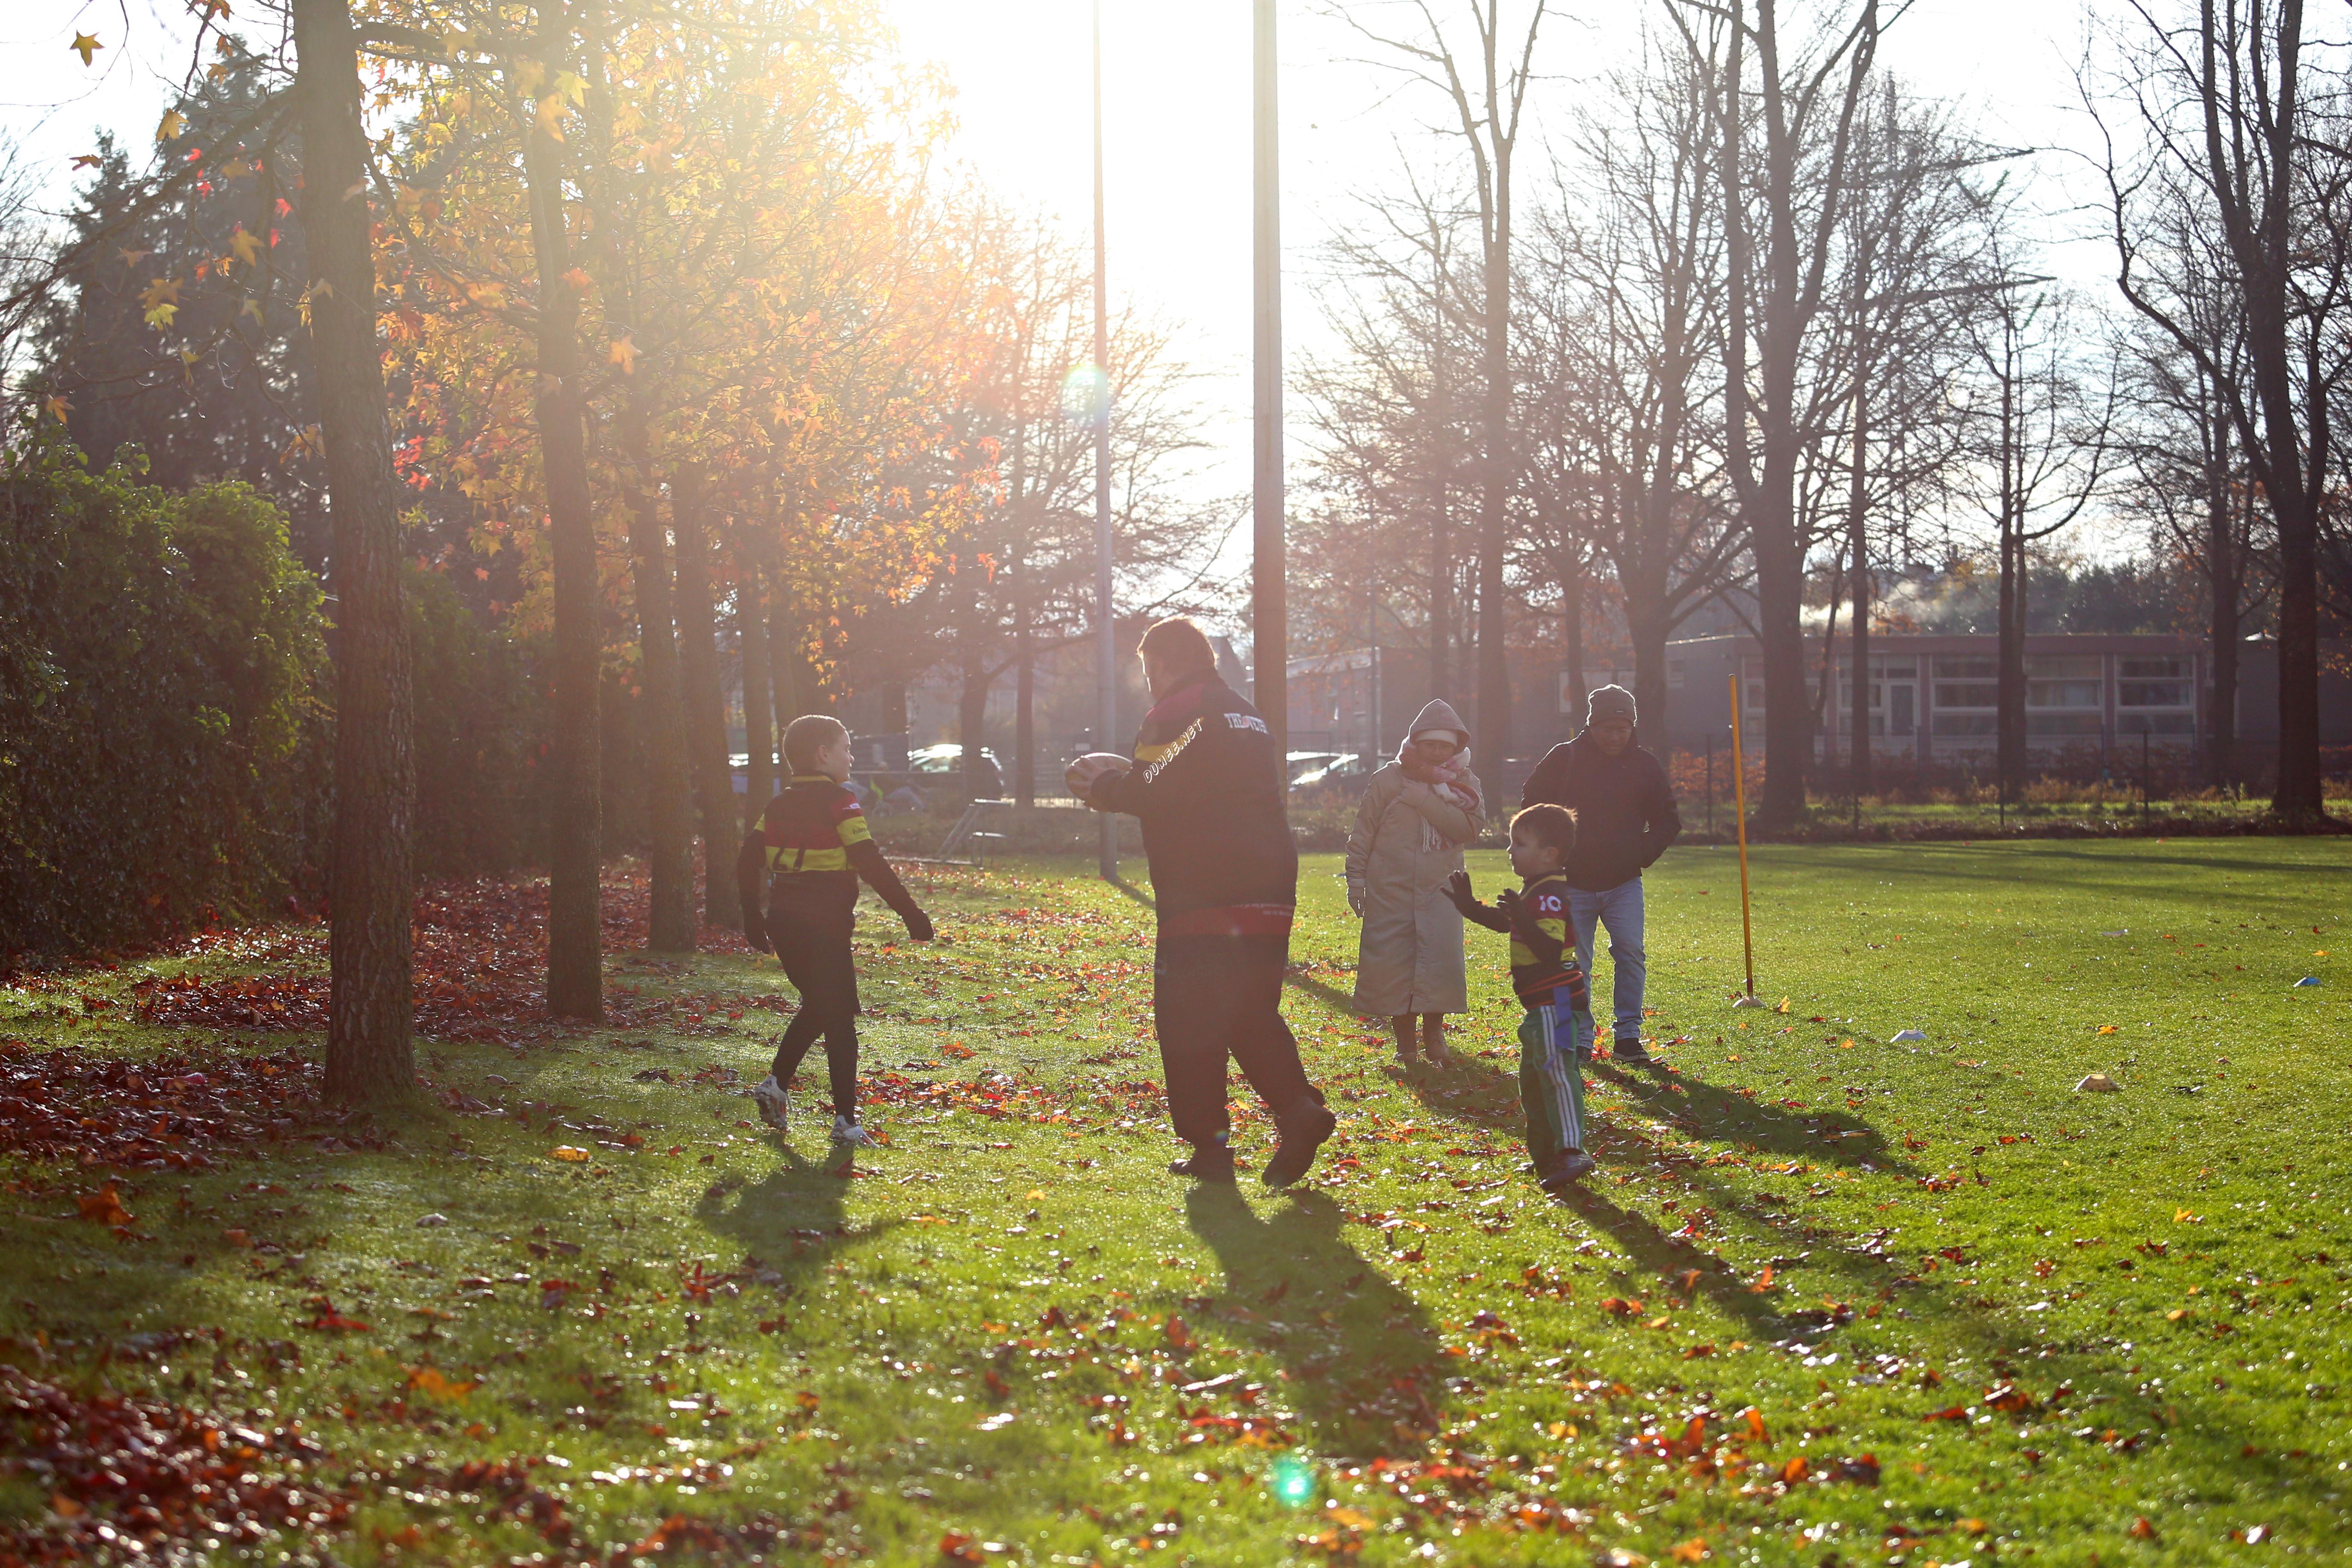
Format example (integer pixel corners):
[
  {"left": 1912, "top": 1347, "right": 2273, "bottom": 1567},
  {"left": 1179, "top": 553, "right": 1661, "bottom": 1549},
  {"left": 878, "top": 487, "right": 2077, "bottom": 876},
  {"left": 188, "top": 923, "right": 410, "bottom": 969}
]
[
  {"left": 1251, "top": 0, "right": 1286, "bottom": 775},
  {"left": 1092, "top": 0, "right": 1118, "bottom": 880}
]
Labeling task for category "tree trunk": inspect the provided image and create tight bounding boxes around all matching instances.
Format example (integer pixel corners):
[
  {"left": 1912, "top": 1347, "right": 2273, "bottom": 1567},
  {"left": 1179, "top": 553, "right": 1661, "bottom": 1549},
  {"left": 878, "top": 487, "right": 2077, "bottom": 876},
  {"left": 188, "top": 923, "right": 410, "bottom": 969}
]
[
  {"left": 619, "top": 419, "right": 693, "bottom": 952},
  {"left": 1559, "top": 539, "right": 1586, "bottom": 726},
  {"left": 1477, "top": 206, "right": 1514, "bottom": 763},
  {"left": 1014, "top": 562, "right": 1036, "bottom": 807},
  {"left": 765, "top": 570, "right": 801, "bottom": 758},
  {"left": 1626, "top": 597, "right": 1670, "bottom": 756},
  {"left": 1849, "top": 383, "right": 1871, "bottom": 800},
  {"left": 735, "top": 533, "right": 774, "bottom": 823},
  {"left": 290, "top": 0, "right": 416, "bottom": 1105},
  {"left": 521, "top": 19, "right": 601, "bottom": 1020},
  {"left": 1996, "top": 517, "right": 2027, "bottom": 804},
  {"left": 671, "top": 469, "right": 738, "bottom": 927}
]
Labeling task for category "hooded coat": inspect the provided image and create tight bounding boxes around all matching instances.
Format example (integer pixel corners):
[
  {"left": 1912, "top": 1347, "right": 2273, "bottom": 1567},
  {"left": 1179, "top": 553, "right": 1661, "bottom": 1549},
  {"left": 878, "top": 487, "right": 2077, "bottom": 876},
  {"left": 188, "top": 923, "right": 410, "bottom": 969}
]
[{"left": 1345, "top": 699, "right": 1483, "bottom": 1016}]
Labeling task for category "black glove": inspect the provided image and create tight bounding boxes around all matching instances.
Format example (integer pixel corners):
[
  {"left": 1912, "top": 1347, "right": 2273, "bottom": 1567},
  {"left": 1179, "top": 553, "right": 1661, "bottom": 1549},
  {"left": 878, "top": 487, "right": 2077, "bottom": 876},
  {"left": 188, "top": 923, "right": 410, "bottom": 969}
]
[
  {"left": 1443, "top": 871, "right": 1479, "bottom": 916},
  {"left": 904, "top": 909, "right": 935, "bottom": 943}
]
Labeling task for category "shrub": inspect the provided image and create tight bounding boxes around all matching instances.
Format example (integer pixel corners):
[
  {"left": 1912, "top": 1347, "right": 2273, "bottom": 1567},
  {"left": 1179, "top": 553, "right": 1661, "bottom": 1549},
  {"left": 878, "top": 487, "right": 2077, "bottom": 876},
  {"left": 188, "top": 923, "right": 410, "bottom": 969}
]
[{"left": 0, "top": 443, "right": 327, "bottom": 953}]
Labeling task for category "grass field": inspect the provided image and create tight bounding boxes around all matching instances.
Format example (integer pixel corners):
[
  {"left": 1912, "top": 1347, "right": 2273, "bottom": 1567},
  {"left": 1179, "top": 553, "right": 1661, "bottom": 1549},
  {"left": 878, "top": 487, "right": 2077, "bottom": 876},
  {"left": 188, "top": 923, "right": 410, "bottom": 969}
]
[{"left": 3, "top": 839, "right": 2349, "bottom": 1566}]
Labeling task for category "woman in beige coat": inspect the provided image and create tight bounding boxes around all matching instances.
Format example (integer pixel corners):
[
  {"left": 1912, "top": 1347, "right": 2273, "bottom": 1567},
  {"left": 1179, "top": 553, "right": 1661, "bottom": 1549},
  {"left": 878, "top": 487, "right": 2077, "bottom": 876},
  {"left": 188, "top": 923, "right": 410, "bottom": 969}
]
[{"left": 1345, "top": 700, "right": 1483, "bottom": 1066}]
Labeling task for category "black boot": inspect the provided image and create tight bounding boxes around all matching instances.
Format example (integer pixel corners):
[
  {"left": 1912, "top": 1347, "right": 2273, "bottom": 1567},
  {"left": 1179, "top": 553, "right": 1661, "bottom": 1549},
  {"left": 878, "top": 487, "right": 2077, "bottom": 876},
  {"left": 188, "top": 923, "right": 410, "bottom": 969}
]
[
  {"left": 1169, "top": 1142, "right": 1237, "bottom": 1183},
  {"left": 1613, "top": 1037, "right": 1656, "bottom": 1068},
  {"left": 1262, "top": 1097, "right": 1337, "bottom": 1189}
]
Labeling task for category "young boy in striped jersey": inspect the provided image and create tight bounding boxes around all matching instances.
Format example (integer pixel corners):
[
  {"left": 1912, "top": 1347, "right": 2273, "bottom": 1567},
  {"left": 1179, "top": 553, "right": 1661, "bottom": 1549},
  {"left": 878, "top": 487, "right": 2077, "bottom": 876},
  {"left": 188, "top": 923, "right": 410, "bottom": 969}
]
[
  {"left": 736, "top": 714, "right": 934, "bottom": 1172},
  {"left": 1447, "top": 804, "right": 1598, "bottom": 1192}
]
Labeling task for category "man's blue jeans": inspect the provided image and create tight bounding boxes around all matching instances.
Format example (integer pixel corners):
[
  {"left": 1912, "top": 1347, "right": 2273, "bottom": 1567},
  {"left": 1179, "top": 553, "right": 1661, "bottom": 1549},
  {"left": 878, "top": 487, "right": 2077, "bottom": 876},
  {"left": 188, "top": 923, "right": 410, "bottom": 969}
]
[{"left": 1568, "top": 878, "right": 1646, "bottom": 1044}]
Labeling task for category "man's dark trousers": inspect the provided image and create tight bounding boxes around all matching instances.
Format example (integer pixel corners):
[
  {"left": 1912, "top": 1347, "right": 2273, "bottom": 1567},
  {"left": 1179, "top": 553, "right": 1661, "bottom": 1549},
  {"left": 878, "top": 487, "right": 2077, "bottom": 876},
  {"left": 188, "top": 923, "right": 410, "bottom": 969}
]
[{"left": 1154, "top": 933, "right": 1318, "bottom": 1148}]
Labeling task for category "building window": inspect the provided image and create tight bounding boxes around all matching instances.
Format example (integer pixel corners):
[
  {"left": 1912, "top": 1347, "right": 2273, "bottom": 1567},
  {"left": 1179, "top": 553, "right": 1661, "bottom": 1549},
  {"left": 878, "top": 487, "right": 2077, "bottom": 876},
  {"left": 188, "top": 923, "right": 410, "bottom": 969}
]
[{"left": 2118, "top": 653, "right": 2194, "bottom": 735}]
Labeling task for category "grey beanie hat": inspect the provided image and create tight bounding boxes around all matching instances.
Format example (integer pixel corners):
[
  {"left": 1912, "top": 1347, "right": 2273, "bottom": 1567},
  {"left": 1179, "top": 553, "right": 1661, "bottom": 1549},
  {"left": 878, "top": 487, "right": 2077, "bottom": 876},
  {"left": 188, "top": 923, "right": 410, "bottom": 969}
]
[{"left": 1586, "top": 684, "right": 1637, "bottom": 726}]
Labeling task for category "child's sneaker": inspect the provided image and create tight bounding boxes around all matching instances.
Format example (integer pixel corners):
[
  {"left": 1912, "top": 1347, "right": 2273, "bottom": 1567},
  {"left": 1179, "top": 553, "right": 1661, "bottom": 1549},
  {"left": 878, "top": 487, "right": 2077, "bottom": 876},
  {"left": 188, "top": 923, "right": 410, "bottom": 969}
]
[
  {"left": 1539, "top": 1150, "right": 1596, "bottom": 1194},
  {"left": 828, "top": 1116, "right": 876, "bottom": 1175},
  {"left": 751, "top": 1075, "right": 790, "bottom": 1131},
  {"left": 1611, "top": 1037, "right": 1656, "bottom": 1068}
]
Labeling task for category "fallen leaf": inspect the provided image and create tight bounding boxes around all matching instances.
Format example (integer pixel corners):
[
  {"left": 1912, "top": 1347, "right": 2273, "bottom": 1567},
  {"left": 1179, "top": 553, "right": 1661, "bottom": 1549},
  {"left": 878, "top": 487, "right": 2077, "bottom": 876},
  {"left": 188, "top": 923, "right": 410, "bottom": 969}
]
[
  {"left": 550, "top": 1146, "right": 591, "bottom": 1162},
  {"left": 76, "top": 1184, "right": 134, "bottom": 1227}
]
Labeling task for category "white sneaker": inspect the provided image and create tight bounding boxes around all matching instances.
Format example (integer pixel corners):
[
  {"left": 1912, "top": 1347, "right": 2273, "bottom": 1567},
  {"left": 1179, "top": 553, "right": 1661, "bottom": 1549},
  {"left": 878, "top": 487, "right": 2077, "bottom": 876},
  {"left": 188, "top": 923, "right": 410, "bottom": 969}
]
[
  {"left": 751, "top": 1075, "right": 789, "bottom": 1131},
  {"left": 828, "top": 1116, "right": 875, "bottom": 1175}
]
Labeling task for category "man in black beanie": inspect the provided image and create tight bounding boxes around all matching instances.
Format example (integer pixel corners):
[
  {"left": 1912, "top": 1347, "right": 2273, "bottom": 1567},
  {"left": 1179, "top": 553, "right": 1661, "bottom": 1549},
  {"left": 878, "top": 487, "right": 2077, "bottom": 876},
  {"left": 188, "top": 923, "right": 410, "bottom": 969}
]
[{"left": 1518, "top": 685, "right": 1681, "bottom": 1067}]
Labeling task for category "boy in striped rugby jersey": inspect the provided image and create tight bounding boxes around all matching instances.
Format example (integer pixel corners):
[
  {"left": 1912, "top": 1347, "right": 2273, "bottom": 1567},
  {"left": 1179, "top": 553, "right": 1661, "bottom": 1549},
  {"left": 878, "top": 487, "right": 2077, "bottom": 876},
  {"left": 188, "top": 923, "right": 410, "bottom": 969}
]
[
  {"left": 735, "top": 714, "right": 934, "bottom": 1172},
  {"left": 1447, "top": 804, "right": 1599, "bottom": 1192}
]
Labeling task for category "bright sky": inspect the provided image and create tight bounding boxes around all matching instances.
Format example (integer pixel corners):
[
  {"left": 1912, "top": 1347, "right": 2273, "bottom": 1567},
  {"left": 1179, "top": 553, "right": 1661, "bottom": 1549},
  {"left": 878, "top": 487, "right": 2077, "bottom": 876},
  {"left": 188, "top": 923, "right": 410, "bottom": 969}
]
[{"left": 7, "top": 0, "right": 2114, "bottom": 508}]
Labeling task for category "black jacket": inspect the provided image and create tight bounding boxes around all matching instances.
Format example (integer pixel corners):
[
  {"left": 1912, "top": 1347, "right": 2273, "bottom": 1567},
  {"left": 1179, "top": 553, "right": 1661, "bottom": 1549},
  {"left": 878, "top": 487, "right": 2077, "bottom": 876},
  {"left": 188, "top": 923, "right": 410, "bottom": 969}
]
[
  {"left": 1519, "top": 733, "right": 1682, "bottom": 892},
  {"left": 1088, "top": 670, "right": 1297, "bottom": 921}
]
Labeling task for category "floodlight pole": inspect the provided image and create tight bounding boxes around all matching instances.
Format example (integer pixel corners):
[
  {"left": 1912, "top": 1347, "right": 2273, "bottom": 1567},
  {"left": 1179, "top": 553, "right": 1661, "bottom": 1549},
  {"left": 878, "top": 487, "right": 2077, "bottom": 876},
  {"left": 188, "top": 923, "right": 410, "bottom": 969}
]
[
  {"left": 1251, "top": 0, "right": 1287, "bottom": 774},
  {"left": 1092, "top": 0, "right": 1118, "bottom": 881}
]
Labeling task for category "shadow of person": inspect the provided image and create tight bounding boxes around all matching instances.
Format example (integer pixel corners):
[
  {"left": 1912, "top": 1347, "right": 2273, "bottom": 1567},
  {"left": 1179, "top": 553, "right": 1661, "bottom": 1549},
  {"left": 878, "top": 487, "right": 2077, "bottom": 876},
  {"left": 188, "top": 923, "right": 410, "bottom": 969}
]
[
  {"left": 1559, "top": 1183, "right": 1828, "bottom": 1349},
  {"left": 695, "top": 1145, "right": 898, "bottom": 1293},
  {"left": 1181, "top": 1186, "right": 1447, "bottom": 1460},
  {"left": 1591, "top": 1061, "right": 1920, "bottom": 1177}
]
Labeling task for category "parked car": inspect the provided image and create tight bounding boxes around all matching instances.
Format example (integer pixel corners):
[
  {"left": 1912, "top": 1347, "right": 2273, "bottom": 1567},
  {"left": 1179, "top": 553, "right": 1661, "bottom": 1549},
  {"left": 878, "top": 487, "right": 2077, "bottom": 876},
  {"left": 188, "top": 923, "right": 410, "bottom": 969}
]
[
  {"left": 1289, "top": 753, "right": 1367, "bottom": 792},
  {"left": 908, "top": 743, "right": 1004, "bottom": 799}
]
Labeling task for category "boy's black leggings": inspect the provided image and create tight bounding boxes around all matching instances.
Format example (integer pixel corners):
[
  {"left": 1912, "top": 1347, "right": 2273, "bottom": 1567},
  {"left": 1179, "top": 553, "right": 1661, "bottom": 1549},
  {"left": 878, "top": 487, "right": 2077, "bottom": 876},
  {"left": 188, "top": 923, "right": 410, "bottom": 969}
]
[{"left": 765, "top": 902, "right": 860, "bottom": 1120}]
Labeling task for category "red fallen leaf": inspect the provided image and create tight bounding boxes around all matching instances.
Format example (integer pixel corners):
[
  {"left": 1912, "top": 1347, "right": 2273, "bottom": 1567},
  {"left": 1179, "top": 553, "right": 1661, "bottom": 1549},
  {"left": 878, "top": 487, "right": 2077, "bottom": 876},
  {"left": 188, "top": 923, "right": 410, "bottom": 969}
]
[
  {"left": 1983, "top": 1382, "right": 2037, "bottom": 1413},
  {"left": 940, "top": 1041, "right": 976, "bottom": 1060},
  {"left": 1165, "top": 1316, "right": 1194, "bottom": 1351},
  {"left": 2128, "top": 1517, "right": 2158, "bottom": 1541},
  {"left": 1827, "top": 1454, "right": 1880, "bottom": 1486},
  {"left": 940, "top": 1531, "right": 984, "bottom": 1563},
  {"left": 1469, "top": 1309, "right": 1508, "bottom": 1330},
  {"left": 304, "top": 1305, "right": 371, "bottom": 1333},
  {"left": 1039, "top": 1305, "right": 1070, "bottom": 1331},
  {"left": 1600, "top": 1296, "right": 1645, "bottom": 1316},
  {"left": 1749, "top": 1265, "right": 1775, "bottom": 1293},
  {"left": 757, "top": 1318, "right": 788, "bottom": 1334},
  {"left": 1922, "top": 1405, "right": 1970, "bottom": 1422},
  {"left": 1779, "top": 1456, "right": 1809, "bottom": 1484},
  {"left": 1262, "top": 1279, "right": 1290, "bottom": 1303},
  {"left": 539, "top": 1279, "right": 577, "bottom": 1309},
  {"left": 76, "top": 1184, "right": 134, "bottom": 1227},
  {"left": 1738, "top": 1406, "right": 1768, "bottom": 1443},
  {"left": 983, "top": 1370, "right": 1011, "bottom": 1398}
]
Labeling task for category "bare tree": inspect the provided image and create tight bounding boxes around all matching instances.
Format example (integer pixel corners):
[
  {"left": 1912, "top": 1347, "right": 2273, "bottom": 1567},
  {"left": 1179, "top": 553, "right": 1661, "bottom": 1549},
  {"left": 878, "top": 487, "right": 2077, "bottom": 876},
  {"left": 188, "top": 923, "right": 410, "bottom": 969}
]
[
  {"left": 2115, "top": 220, "right": 2270, "bottom": 787},
  {"left": 1956, "top": 267, "right": 2115, "bottom": 803},
  {"left": 1341, "top": 0, "right": 1550, "bottom": 757},
  {"left": 1675, "top": 0, "right": 1883, "bottom": 822},
  {"left": 2091, "top": 0, "right": 2352, "bottom": 823},
  {"left": 1520, "top": 34, "right": 1745, "bottom": 735}
]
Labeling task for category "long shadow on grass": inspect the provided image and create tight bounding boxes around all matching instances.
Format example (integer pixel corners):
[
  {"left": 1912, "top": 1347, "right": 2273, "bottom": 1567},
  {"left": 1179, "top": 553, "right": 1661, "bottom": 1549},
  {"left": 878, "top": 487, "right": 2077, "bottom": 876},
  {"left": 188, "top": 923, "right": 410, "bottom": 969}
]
[
  {"left": 1589, "top": 1061, "right": 1921, "bottom": 1177},
  {"left": 1182, "top": 1187, "right": 1448, "bottom": 1460}
]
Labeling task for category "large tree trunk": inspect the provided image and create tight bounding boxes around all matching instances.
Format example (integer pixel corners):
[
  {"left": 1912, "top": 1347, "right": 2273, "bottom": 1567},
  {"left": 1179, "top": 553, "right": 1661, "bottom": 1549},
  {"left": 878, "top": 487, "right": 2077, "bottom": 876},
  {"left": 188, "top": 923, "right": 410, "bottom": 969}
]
[
  {"left": 619, "top": 415, "right": 693, "bottom": 952},
  {"left": 522, "top": 18, "right": 602, "bottom": 1020},
  {"left": 671, "top": 469, "right": 738, "bottom": 927},
  {"left": 1014, "top": 558, "right": 1036, "bottom": 807},
  {"left": 290, "top": 0, "right": 415, "bottom": 1106},
  {"left": 735, "top": 533, "right": 774, "bottom": 823},
  {"left": 1626, "top": 595, "right": 1670, "bottom": 755}
]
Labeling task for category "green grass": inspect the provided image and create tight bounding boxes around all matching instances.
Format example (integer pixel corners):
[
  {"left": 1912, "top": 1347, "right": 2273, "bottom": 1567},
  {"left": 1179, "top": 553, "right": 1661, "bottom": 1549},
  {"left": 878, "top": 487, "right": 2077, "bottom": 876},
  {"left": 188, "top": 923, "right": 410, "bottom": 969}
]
[{"left": 4, "top": 839, "right": 2350, "bottom": 1566}]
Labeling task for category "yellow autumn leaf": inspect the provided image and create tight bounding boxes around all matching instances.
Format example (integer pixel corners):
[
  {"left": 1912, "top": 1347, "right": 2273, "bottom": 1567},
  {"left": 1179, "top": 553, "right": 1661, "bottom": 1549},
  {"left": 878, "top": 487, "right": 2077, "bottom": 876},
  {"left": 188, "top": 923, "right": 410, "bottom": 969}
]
[
  {"left": 157, "top": 109, "right": 187, "bottom": 142},
  {"left": 144, "top": 302, "right": 179, "bottom": 329},
  {"left": 2096, "top": 1024, "right": 2119, "bottom": 1035},
  {"left": 535, "top": 95, "right": 569, "bottom": 141},
  {"left": 43, "top": 396, "right": 70, "bottom": 422},
  {"left": 550, "top": 1146, "right": 591, "bottom": 1162},
  {"left": 229, "top": 227, "right": 264, "bottom": 266},
  {"left": 607, "top": 335, "right": 638, "bottom": 373},
  {"left": 139, "top": 276, "right": 181, "bottom": 311},
  {"left": 71, "top": 33, "right": 102, "bottom": 66},
  {"left": 240, "top": 297, "right": 263, "bottom": 322},
  {"left": 2174, "top": 1208, "right": 2200, "bottom": 1224}
]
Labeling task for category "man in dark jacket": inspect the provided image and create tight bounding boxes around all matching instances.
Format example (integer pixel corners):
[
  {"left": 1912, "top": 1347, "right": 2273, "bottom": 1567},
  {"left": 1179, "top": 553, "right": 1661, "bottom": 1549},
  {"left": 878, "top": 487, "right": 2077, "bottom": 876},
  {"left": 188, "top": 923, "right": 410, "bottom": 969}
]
[
  {"left": 1519, "top": 684, "right": 1682, "bottom": 1067},
  {"left": 1067, "top": 617, "right": 1336, "bottom": 1188}
]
